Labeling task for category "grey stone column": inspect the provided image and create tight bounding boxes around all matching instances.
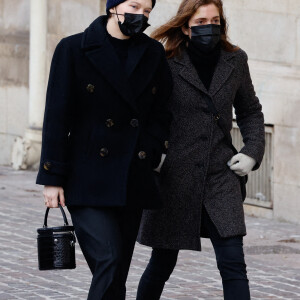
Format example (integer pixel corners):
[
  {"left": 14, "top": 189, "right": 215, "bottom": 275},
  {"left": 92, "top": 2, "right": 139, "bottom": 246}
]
[{"left": 11, "top": 0, "right": 47, "bottom": 170}]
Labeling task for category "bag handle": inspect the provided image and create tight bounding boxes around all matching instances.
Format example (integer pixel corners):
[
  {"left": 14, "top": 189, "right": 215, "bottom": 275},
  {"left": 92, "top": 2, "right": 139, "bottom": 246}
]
[{"left": 43, "top": 204, "right": 69, "bottom": 228}]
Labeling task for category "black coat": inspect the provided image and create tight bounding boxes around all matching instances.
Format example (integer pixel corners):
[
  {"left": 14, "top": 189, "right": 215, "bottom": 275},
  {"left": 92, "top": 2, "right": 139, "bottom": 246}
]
[
  {"left": 36, "top": 16, "right": 172, "bottom": 208},
  {"left": 138, "top": 47, "right": 265, "bottom": 250}
]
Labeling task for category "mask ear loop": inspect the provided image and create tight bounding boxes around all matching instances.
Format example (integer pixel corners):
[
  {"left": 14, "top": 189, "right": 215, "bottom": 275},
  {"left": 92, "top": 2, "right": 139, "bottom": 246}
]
[{"left": 113, "top": 7, "right": 123, "bottom": 25}]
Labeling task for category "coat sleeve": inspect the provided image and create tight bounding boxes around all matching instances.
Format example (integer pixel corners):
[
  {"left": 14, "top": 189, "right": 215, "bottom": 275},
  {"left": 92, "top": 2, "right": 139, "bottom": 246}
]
[
  {"left": 233, "top": 51, "right": 265, "bottom": 171},
  {"left": 36, "top": 38, "right": 74, "bottom": 187},
  {"left": 145, "top": 43, "right": 173, "bottom": 160}
]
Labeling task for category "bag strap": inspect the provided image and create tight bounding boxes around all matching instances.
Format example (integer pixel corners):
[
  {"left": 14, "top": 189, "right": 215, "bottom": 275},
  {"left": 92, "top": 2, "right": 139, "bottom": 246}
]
[
  {"left": 202, "top": 95, "right": 238, "bottom": 155},
  {"left": 43, "top": 204, "right": 69, "bottom": 228}
]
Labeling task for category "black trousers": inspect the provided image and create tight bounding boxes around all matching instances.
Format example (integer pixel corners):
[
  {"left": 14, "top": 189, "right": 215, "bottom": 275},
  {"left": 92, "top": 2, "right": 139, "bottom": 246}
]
[
  {"left": 137, "top": 208, "right": 250, "bottom": 300},
  {"left": 67, "top": 206, "right": 142, "bottom": 300}
]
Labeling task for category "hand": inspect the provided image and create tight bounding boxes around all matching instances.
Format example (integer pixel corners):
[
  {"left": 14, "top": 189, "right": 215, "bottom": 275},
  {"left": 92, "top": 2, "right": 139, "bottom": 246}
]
[
  {"left": 153, "top": 154, "right": 166, "bottom": 173},
  {"left": 227, "top": 153, "right": 256, "bottom": 177},
  {"left": 43, "top": 186, "right": 65, "bottom": 208}
]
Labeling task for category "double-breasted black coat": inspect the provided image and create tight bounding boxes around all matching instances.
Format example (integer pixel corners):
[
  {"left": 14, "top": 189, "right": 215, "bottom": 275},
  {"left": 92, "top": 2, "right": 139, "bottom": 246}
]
[
  {"left": 137, "top": 47, "right": 265, "bottom": 250},
  {"left": 36, "top": 15, "right": 172, "bottom": 209}
]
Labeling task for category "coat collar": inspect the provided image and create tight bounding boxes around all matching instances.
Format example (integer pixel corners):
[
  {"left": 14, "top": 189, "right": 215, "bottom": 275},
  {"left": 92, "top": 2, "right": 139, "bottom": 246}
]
[
  {"left": 174, "top": 47, "right": 237, "bottom": 97},
  {"left": 81, "top": 15, "right": 153, "bottom": 113}
]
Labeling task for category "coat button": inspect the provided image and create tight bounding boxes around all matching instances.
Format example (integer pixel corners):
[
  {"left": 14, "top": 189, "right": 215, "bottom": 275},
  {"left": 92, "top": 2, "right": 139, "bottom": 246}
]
[
  {"left": 130, "top": 119, "right": 139, "bottom": 128},
  {"left": 86, "top": 84, "right": 95, "bottom": 93},
  {"left": 100, "top": 148, "right": 109, "bottom": 157},
  {"left": 138, "top": 151, "right": 147, "bottom": 160},
  {"left": 106, "top": 119, "right": 114, "bottom": 128},
  {"left": 152, "top": 86, "right": 157, "bottom": 95},
  {"left": 164, "top": 141, "right": 169, "bottom": 150},
  {"left": 43, "top": 161, "right": 52, "bottom": 171}
]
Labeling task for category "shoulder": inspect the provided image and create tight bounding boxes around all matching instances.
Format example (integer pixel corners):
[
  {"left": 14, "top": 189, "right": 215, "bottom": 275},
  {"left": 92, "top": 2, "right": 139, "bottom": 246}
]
[
  {"left": 141, "top": 34, "right": 166, "bottom": 55},
  {"left": 56, "top": 33, "right": 83, "bottom": 50},
  {"left": 50, "top": 33, "right": 83, "bottom": 64},
  {"left": 227, "top": 47, "right": 248, "bottom": 63},
  {"left": 167, "top": 56, "right": 176, "bottom": 65},
  {"left": 166, "top": 57, "right": 176, "bottom": 71}
]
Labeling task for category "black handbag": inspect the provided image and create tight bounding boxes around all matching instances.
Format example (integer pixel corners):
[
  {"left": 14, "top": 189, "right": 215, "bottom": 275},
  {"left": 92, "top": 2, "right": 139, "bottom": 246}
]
[
  {"left": 37, "top": 204, "right": 76, "bottom": 270},
  {"left": 202, "top": 94, "right": 248, "bottom": 201}
]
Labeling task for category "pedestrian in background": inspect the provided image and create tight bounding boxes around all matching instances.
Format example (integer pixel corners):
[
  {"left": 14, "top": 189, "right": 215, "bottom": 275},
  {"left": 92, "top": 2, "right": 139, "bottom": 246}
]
[
  {"left": 36, "top": 0, "right": 172, "bottom": 298},
  {"left": 137, "top": 0, "right": 265, "bottom": 299}
]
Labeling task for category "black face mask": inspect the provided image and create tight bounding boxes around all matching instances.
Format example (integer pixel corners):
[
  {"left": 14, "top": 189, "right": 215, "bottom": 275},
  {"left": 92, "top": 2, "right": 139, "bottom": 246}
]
[
  {"left": 189, "top": 24, "right": 221, "bottom": 53},
  {"left": 112, "top": 10, "right": 150, "bottom": 37}
]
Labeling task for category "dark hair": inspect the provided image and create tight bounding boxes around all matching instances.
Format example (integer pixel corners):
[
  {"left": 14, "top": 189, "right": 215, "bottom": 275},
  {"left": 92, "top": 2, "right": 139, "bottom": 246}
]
[{"left": 151, "top": 0, "right": 238, "bottom": 58}]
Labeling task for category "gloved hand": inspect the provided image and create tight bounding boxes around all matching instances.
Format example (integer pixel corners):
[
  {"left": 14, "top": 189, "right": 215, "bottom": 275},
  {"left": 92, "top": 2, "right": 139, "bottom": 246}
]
[
  {"left": 154, "top": 154, "right": 166, "bottom": 173},
  {"left": 227, "top": 153, "right": 256, "bottom": 177}
]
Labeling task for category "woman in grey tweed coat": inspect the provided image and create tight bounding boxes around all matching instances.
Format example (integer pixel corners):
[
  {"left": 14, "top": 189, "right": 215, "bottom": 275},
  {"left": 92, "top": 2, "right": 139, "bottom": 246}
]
[{"left": 136, "top": 0, "right": 265, "bottom": 299}]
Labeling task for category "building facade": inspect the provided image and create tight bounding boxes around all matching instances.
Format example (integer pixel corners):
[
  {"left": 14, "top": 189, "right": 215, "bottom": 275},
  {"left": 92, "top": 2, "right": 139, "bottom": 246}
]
[{"left": 0, "top": 0, "right": 299, "bottom": 224}]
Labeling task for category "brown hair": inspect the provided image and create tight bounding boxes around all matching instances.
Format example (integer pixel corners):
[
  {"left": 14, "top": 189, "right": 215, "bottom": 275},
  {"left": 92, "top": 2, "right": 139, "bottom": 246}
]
[{"left": 151, "top": 0, "right": 238, "bottom": 58}]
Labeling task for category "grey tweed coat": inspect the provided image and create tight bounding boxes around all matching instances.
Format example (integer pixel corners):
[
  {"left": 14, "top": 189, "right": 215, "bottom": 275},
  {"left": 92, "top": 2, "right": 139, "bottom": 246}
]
[{"left": 137, "top": 47, "right": 265, "bottom": 251}]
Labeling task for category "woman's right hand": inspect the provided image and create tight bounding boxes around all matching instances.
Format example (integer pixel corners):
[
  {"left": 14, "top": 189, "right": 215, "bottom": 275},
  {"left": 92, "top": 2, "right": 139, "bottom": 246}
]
[{"left": 43, "top": 186, "right": 65, "bottom": 208}]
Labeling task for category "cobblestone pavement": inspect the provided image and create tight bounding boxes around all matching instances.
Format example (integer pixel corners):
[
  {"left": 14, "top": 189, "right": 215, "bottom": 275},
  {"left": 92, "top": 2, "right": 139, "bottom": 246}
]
[{"left": 0, "top": 165, "right": 300, "bottom": 300}]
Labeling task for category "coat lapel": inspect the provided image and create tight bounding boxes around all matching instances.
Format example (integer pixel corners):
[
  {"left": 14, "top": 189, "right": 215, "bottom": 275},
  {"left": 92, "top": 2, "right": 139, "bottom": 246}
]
[
  {"left": 208, "top": 50, "right": 235, "bottom": 97},
  {"left": 127, "top": 35, "right": 161, "bottom": 101},
  {"left": 81, "top": 16, "right": 138, "bottom": 113},
  {"left": 126, "top": 35, "right": 149, "bottom": 77},
  {"left": 175, "top": 51, "right": 209, "bottom": 96},
  {"left": 175, "top": 48, "right": 236, "bottom": 98}
]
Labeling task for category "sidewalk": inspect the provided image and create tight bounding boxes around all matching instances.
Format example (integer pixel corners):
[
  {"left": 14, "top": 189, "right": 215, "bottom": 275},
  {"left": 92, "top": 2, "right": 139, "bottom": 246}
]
[{"left": 0, "top": 165, "right": 299, "bottom": 300}]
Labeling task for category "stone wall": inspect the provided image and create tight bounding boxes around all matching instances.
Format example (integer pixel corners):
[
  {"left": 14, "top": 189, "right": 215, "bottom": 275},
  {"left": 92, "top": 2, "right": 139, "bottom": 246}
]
[
  {"left": 0, "top": 0, "right": 30, "bottom": 165},
  {"left": 222, "top": 1, "right": 300, "bottom": 223},
  {"left": 0, "top": 0, "right": 299, "bottom": 223},
  {"left": 46, "top": 0, "right": 101, "bottom": 71},
  {"left": 0, "top": 0, "right": 101, "bottom": 165}
]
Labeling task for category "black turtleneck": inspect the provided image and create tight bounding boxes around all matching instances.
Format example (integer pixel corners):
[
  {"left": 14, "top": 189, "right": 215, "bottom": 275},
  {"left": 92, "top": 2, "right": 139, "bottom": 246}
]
[
  {"left": 187, "top": 41, "right": 221, "bottom": 91},
  {"left": 106, "top": 28, "right": 132, "bottom": 70}
]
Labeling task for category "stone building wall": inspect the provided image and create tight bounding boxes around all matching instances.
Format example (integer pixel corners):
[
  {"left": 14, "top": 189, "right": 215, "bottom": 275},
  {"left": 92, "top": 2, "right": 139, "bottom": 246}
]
[
  {"left": 0, "top": 0, "right": 30, "bottom": 164},
  {"left": 222, "top": 1, "right": 300, "bottom": 224},
  {"left": 0, "top": 0, "right": 299, "bottom": 223}
]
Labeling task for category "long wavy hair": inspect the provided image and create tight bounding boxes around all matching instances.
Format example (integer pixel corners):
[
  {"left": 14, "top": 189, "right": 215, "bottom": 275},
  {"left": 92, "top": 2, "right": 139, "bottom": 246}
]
[{"left": 151, "top": 0, "right": 238, "bottom": 58}]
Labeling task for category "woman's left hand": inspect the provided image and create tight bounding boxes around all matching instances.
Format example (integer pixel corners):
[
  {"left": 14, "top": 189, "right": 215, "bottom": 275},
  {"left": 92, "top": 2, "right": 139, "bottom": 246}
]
[
  {"left": 154, "top": 154, "right": 166, "bottom": 173},
  {"left": 227, "top": 153, "right": 256, "bottom": 176}
]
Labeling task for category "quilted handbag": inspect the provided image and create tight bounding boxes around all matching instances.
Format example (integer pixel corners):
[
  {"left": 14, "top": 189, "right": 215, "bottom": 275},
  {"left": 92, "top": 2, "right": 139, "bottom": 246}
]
[{"left": 37, "top": 204, "right": 76, "bottom": 270}]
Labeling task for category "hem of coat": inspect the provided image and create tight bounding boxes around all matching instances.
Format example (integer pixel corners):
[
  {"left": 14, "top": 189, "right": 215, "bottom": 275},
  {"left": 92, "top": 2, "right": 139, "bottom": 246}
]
[
  {"left": 64, "top": 193, "right": 162, "bottom": 209},
  {"left": 217, "top": 231, "right": 248, "bottom": 239},
  {"left": 203, "top": 203, "right": 247, "bottom": 238},
  {"left": 66, "top": 203, "right": 163, "bottom": 209},
  {"left": 205, "top": 225, "right": 247, "bottom": 239},
  {"left": 136, "top": 238, "right": 202, "bottom": 252}
]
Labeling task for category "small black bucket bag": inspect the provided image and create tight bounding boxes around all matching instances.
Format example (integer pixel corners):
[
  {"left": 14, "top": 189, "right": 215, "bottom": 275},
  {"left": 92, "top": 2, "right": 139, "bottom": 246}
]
[{"left": 37, "top": 204, "right": 76, "bottom": 270}]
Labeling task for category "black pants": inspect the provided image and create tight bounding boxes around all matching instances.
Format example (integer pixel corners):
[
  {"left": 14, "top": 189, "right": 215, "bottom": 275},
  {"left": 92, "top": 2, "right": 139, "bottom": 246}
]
[
  {"left": 67, "top": 206, "right": 142, "bottom": 300},
  {"left": 137, "top": 208, "right": 250, "bottom": 300}
]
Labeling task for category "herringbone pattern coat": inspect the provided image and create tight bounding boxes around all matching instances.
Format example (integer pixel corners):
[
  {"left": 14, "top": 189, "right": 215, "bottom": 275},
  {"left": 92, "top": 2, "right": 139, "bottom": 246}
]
[{"left": 137, "top": 47, "right": 265, "bottom": 251}]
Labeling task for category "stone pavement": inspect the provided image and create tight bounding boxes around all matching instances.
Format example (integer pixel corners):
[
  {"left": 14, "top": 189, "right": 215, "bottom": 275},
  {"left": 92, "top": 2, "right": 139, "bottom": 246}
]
[{"left": 0, "top": 165, "right": 300, "bottom": 300}]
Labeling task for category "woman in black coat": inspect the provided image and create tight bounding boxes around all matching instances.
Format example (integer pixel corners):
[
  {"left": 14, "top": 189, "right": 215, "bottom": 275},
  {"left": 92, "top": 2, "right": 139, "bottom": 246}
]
[
  {"left": 137, "top": 0, "right": 265, "bottom": 299},
  {"left": 35, "top": 0, "right": 172, "bottom": 299}
]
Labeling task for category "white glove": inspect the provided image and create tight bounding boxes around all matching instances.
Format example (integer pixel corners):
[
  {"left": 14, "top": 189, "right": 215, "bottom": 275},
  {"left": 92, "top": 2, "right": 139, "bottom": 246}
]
[
  {"left": 154, "top": 154, "right": 166, "bottom": 173},
  {"left": 227, "top": 153, "right": 256, "bottom": 177}
]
